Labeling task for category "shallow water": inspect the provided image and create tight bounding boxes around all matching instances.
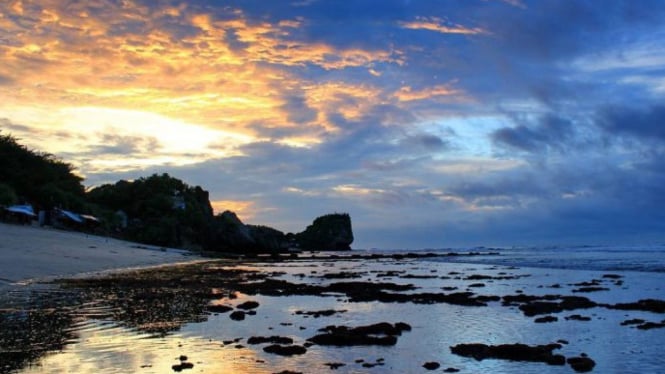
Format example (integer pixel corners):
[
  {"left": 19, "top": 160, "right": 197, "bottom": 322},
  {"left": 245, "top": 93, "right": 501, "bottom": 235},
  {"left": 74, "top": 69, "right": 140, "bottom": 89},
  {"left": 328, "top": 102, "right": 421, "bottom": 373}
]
[{"left": 2, "top": 250, "right": 665, "bottom": 373}]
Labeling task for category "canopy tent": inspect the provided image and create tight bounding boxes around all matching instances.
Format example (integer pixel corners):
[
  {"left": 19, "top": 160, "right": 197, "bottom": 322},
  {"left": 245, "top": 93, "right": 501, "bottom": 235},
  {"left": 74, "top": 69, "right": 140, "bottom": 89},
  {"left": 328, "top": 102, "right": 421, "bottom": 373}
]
[
  {"left": 57, "top": 209, "right": 84, "bottom": 223},
  {"left": 5, "top": 205, "right": 36, "bottom": 217}
]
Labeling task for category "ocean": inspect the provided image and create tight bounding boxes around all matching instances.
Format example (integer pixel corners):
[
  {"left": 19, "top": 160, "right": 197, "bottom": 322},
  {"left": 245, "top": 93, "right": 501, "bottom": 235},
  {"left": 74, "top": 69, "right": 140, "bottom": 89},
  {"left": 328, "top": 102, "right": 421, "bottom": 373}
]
[{"left": 2, "top": 245, "right": 665, "bottom": 373}]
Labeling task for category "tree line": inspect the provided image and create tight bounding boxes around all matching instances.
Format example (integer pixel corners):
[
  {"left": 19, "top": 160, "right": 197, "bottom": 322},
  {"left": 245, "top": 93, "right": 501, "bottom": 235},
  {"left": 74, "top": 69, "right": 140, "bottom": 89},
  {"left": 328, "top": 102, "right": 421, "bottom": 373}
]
[{"left": 0, "top": 132, "right": 353, "bottom": 252}]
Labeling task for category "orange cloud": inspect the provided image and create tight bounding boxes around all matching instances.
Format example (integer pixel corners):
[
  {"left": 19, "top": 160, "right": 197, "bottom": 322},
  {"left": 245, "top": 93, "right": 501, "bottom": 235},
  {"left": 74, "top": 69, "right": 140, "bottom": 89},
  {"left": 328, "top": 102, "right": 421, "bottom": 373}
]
[
  {"left": 399, "top": 17, "right": 487, "bottom": 35},
  {"left": 303, "top": 82, "right": 385, "bottom": 130},
  {"left": 0, "top": 0, "right": 401, "bottom": 146},
  {"left": 393, "top": 84, "right": 463, "bottom": 102},
  {"left": 210, "top": 200, "right": 256, "bottom": 219}
]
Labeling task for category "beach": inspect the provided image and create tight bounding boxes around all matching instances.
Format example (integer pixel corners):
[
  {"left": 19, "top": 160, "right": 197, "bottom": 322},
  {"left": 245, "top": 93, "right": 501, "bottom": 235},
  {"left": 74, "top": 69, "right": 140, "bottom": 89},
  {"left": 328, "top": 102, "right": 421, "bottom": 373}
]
[
  {"left": 1, "top": 226, "right": 665, "bottom": 373},
  {"left": 0, "top": 223, "right": 202, "bottom": 289}
]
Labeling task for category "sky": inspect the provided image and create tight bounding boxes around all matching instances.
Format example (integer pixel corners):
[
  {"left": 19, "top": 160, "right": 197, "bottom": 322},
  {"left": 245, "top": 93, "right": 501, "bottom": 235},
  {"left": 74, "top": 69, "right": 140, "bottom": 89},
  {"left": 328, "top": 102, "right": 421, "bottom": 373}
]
[{"left": 2, "top": 0, "right": 665, "bottom": 249}]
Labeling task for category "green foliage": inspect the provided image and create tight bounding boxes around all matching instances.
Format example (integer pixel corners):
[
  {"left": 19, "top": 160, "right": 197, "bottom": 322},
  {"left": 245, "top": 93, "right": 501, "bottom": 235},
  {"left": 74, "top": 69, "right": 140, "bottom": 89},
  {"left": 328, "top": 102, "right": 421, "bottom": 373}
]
[
  {"left": 248, "top": 225, "right": 287, "bottom": 252},
  {"left": 87, "top": 173, "right": 214, "bottom": 249},
  {"left": 0, "top": 132, "right": 85, "bottom": 210},
  {"left": 0, "top": 183, "right": 18, "bottom": 206}
]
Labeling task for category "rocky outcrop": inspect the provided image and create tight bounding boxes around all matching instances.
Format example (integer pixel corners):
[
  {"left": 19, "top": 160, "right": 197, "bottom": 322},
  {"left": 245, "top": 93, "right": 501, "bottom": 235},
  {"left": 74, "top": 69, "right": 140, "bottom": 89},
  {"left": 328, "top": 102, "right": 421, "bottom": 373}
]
[
  {"left": 208, "top": 212, "right": 289, "bottom": 253},
  {"left": 207, "top": 211, "right": 355, "bottom": 253},
  {"left": 296, "top": 213, "right": 353, "bottom": 250},
  {"left": 308, "top": 322, "right": 410, "bottom": 346},
  {"left": 567, "top": 356, "right": 596, "bottom": 372},
  {"left": 247, "top": 225, "right": 287, "bottom": 252},
  {"left": 209, "top": 211, "right": 256, "bottom": 252},
  {"left": 450, "top": 343, "right": 566, "bottom": 366}
]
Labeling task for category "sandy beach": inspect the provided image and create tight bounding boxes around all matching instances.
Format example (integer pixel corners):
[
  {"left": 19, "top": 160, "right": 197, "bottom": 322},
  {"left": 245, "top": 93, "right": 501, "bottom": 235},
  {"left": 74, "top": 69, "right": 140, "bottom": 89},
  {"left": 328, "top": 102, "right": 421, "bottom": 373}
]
[{"left": 0, "top": 222, "right": 202, "bottom": 288}]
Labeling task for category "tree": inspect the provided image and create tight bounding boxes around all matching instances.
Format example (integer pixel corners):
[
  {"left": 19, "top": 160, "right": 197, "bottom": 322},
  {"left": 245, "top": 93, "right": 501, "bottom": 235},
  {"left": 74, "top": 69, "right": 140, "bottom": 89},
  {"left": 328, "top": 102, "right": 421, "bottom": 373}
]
[
  {"left": 87, "top": 173, "right": 215, "bottom": 249},
  {"left": 0, "top": 183, "right": 17, "bottom": 206},
  {"left": 0, "top": 132, "right": 85, "bottom": 210}
]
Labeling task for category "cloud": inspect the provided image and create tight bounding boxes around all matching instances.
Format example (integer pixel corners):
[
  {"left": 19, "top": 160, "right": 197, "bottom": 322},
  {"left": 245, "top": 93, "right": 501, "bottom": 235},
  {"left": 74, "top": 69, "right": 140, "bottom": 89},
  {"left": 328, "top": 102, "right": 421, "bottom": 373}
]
[
  {"left": 491, "top": 114, "right": 575, "bottom": 152},
  {"left": 393, "top": 84, "right": 464, "bottom": 102},
  {"left": 398, "top": 16, "right": 487, "bottom": 35},
  {"left": 0, "top": 0, "right": 403, "bottom": 143},
  {"left": 281, "top": 94, "right": 318, "bottom": 124},
  {"left": 0, "top": 118, "right": 32, "bottom": 134},
  {"left": 92, "top": 134, "right": 161, "bottom": 155},
  {"left": 0, "top": 74, "right": 14, "bottom": 85},
  {"left": 597, "top": 104, "right": 665, "bottom": 141},
  {"left": 3, "top": 0, "right": 665, "bottom": 248},
  {"left": 401, "top": 133, "right": 449, "bottom": 151}
]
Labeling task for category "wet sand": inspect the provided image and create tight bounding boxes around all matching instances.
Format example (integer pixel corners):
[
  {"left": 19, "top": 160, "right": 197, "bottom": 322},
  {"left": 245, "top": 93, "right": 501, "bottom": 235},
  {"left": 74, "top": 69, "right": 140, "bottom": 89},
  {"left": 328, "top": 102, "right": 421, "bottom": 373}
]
[{"left": 0, "top": 223, "right": 202, "bottom": 288}]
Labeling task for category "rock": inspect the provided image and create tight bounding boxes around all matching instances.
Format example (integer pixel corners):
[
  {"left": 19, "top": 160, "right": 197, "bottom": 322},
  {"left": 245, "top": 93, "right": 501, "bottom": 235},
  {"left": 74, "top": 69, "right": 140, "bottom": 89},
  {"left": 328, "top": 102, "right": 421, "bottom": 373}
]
[
  {"left": 236, "top": 301, "right": 260, "bottom": 310},
  {"left": 294, "top": 309, "right": 347, "bottom": 318},
  {"left": 395, "top": 322, "right": 412, "bottom": 332},
  {"left": 423, "top": 361, "right": 440, "bottom": 370},
  {"left": 502, "top": 294, "right": 598, "bottom": 316},
  {"left": 247, "top": 336, "right": 294, "bottom": 345},
  {"left": 296, "top": 213, "right": 354, "bottom": 250},
  {"left": 636, "top": 321, "right": 665, "bottom": 330},
  {"left": 620, "top": 318, "right": 646, "bottom": 326},
  {"left": 247, "top": 224, "right": 287, "bottom": 252},
  {"left": 450, "top": 343, "right": 566, "bottom": 366},
  {"left": 350, "top": 322, "right": 411, "bottom": 336},
  {"left": 572, "top": 287, "right": 609, "bottom": 293},
  {"left": 211, "top": 211, "right": 256, "bottom": 251},
  {"left": 567, "top": 356, "right": 596, "bottom": 372},
  {"left": 602, "top": 274, "right": 623, "bottom": 279},
  {"left": 565, "top": 314, "right": 591, "bottom": 321},
  {"left": 262, "top": 344, "right": 307, "bottom": 356},
  {"left": 206, "top": 304, "right": 233, "bottom": 314},
  {"left": 608, "top": 299, "right": 665, "bottom": 313},
  {"left": 534, "top": 316, "right": 558, "bottom": 323},
  {"left": 468, "top": 283, "right": 486, "bottom": 288},
  {"left": 310, "top": 332, "right": 397, "bottom": 346},
  {"left": 171, "top": 362, "right": 194, "bottom": 372},
  {"left": 324, "top": 362, "right": 345, "bottom": 370},
  {"left": 230, "top": 311, "right": 246, "bottom": 321},
  {"left": 308, "top": 322, "right": 410, "bottom": 346},
  {"left": 444, "top": 368, "right": 460, "bottom": 373}
]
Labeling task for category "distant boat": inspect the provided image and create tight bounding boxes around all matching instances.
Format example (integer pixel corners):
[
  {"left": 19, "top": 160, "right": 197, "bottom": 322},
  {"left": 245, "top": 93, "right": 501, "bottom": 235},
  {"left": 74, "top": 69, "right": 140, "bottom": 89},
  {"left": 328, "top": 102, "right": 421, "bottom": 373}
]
[{"left": 5, "top": 204, "right": 36, "bottom": 217}]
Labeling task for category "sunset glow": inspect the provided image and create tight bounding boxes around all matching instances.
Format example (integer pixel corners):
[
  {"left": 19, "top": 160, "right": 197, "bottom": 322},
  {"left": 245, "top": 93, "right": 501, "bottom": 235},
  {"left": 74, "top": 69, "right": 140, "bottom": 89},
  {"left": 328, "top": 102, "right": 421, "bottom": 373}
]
[{"left": 2, "top": 0, "right": 665, "bottom": 247}]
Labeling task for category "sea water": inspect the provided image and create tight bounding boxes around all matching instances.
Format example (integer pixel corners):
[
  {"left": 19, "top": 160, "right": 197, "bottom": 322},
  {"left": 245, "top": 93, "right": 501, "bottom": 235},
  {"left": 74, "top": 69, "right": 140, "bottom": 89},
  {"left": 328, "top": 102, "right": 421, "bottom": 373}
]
[{"left": 3, "top": 245, "right": 665, "bottom": 373}]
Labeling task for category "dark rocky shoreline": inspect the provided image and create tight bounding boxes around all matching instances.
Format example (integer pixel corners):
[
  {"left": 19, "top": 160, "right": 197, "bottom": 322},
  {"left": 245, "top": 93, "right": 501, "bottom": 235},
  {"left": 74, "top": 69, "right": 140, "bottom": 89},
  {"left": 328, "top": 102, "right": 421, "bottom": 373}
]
[{"left": 2, "top": 254, "right": 664, "bottom": 373}]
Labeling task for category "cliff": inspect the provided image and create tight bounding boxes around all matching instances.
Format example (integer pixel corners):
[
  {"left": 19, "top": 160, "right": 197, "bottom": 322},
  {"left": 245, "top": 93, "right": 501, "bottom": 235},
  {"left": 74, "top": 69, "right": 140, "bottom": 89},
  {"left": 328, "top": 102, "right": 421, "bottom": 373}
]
[
  {"left": 296, "top": 213, "right": 354, "bottom": 251},
  {"left": 207, "top": 212, "right": 354, "bottom": 253}
]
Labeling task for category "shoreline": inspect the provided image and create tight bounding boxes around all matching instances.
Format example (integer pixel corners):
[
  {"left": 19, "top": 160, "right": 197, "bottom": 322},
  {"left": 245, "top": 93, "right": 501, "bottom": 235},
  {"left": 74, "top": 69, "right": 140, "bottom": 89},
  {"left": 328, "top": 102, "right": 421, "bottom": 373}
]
[
  {"left": 0, "top": 222, "right": 204, "bottom": 290},
  {"left": 2, "top": 241, "right": 665, "bottom": 373}
]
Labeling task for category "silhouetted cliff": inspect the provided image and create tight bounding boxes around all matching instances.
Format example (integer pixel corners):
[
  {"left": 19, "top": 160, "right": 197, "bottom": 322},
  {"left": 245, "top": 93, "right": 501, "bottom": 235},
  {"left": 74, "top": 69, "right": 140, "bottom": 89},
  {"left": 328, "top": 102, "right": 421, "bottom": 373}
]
[{"left": 296, "top": 213, "right": 354, "bottom": 251}]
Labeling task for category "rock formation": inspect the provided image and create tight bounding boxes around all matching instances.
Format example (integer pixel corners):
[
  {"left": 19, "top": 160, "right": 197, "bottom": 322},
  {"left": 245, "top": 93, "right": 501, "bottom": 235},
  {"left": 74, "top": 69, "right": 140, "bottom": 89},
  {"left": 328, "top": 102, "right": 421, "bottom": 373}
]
[{"left": 296, "top": 213, "right": 354, "bottom": 250}]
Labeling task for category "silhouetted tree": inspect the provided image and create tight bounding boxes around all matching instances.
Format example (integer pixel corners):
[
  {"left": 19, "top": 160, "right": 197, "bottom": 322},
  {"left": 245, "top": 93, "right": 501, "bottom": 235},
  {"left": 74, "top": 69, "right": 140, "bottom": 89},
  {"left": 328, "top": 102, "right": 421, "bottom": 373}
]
[
  {"left": 87, "top": 173, "right": 214, "bottom": 248},
  {"left": 0, "top": 132, "right": 85, "bottom": 210}
]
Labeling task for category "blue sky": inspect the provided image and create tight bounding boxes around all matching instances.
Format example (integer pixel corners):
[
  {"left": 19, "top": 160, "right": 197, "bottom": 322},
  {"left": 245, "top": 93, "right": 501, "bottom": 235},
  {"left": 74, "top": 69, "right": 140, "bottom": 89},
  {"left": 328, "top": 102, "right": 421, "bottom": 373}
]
[{"left": 2, "top": 0, "right": 665, "bottom": 248}]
